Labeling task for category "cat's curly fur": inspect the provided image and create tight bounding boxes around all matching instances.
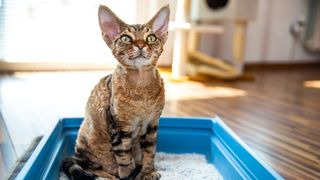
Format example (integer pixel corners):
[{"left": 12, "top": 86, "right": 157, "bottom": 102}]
[{"left": 62, "top": 4, "right": 169, "bottom": 180}]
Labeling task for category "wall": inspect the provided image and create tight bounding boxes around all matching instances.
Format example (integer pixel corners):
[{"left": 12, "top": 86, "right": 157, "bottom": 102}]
[
  {"left": 245, "top": 0, "right": 319, "bottom": 63},
  {"left": 199, "top": 0, "right": 320, "bottom": 64}
]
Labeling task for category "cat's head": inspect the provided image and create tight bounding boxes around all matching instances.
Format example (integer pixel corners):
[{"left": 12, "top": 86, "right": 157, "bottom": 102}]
[{"left": 98, "top": 5, "right": 170, "bottom": 69}]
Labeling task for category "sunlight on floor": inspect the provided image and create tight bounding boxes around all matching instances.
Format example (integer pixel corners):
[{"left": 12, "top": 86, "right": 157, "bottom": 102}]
[
  {"left": 304, "top": 80, "right": 320, "bottom": 89},
  {"left": 165, "top": 81, "right": 247, "bottom": 101}
]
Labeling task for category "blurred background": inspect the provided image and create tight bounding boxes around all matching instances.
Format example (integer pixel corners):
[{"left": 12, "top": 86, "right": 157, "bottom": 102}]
[{"left": 0, "top": 0, "right": 320, "bottom": 179}]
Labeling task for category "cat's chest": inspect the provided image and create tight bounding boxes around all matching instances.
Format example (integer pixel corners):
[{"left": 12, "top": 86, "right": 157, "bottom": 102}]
[{"left": 113, "top": 84, "right": 164, "bottom": 108}]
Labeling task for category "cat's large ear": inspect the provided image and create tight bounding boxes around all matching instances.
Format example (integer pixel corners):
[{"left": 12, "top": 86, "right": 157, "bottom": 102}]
[
  {"left": 147, "top": 5, "right": 170, "bottom": 43},
  {"left": 98, "top": 5, "right": 127, "bottom": 45}
]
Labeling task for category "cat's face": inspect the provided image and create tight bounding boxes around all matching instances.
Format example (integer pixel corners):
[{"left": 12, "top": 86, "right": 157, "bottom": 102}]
[{"left": 98, "top": 5, "right": 170, "bottom": 69}]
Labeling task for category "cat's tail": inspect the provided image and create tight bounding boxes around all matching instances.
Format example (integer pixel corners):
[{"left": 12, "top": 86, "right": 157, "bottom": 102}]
[{"left": 62, "top": 156, "right": 97, "bottom": 180}]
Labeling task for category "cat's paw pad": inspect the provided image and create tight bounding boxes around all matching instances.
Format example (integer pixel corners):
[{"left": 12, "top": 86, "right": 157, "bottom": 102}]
[{"left": 142, "top": 171, "right": 161, "bottom": 180}]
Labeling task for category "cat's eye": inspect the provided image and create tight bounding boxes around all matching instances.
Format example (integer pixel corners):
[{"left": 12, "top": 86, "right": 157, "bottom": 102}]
[
  {"left": 120, "top": 35, "right": 132, "bottom": 44},
  {"left": 147, "top": 34, "right": 157, "bottom": 43}
]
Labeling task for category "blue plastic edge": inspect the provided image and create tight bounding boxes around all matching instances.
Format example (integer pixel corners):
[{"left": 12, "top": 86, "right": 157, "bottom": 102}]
[
  {"left": 15, "top": 118, "right": 64, "bottom": 180},
  {"left": 16, "top": 116, "right": 283, "bottom": 180},
  {"left": 212, "top": 116, "right": 283, "bottom": 180}
]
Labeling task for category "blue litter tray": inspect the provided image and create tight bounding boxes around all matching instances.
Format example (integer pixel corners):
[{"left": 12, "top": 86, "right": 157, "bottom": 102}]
[{"left": 17, "top": 117, "right": 282, "bottom": 180}]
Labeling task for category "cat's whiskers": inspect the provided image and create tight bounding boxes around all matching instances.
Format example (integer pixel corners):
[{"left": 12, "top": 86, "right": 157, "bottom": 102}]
[{"left": 141, "top": 51, "right": 151, "bottom": 58}]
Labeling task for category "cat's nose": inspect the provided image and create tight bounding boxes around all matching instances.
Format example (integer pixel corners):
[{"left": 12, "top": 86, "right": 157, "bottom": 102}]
[
  {"left": 137, "top": 45, "right": 145, "bottom": 50},
  {"left": 135, "top": 40, "right": 146, "bottom": 50}
]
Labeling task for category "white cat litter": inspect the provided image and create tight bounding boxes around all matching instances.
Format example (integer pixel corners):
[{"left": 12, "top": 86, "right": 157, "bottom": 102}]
[{"left": 155, "top": 152, "right": 223, "bottom": 180}]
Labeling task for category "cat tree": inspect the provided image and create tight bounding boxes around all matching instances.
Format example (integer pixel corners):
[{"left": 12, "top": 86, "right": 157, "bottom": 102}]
[{"left": 171, "top": 0, "right": 257, "bottom": 80}]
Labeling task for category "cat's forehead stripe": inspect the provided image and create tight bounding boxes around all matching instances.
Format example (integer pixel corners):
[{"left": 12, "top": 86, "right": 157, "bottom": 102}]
[
  {"left": 130, "top": 24, "right": 147, "bottom": 32},
  {"left": 135, "top": 25, "right": 141, "bottom": 31},
  {"left": 126, "top": 26, "right": 150, "bottom": 39}
]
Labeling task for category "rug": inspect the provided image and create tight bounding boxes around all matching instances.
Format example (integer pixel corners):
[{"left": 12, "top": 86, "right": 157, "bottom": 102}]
[{"left": 5, "top": 136, "right": 43, "bottom": 180}]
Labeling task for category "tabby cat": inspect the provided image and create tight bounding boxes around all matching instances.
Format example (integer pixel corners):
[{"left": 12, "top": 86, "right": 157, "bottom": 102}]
[{"left": 62, "top": 4, "right": 169, "bottom": 180}]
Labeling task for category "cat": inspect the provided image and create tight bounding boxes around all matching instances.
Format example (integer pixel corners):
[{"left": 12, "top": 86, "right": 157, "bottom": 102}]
[{"left": 62, "top": 4, "right": 169, "bottom": 180}]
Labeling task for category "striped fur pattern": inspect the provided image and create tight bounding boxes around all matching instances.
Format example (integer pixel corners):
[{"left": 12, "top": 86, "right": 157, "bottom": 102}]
[{"left": 62, "top": 4, "right": 169, "bottom": 180}]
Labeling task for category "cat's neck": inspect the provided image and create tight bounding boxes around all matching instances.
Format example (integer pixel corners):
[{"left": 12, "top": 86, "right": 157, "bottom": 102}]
[{"left": 115, "top": 65, "right": 160, "bottom": 87}]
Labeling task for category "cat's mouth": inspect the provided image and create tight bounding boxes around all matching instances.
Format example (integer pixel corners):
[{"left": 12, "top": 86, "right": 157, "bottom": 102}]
[{"left": 131, "top": 54, "right": 148, "bottom": 60}]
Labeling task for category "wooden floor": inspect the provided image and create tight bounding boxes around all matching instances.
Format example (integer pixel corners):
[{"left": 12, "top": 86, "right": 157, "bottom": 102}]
[{"left": 0, "top": 66, "right": 320, "bottom": 179}]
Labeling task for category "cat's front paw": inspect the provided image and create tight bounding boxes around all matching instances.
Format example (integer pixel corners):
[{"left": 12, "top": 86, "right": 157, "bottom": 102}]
[{"left": 141, "top": 171, "right": 161, "bottom": 180}]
